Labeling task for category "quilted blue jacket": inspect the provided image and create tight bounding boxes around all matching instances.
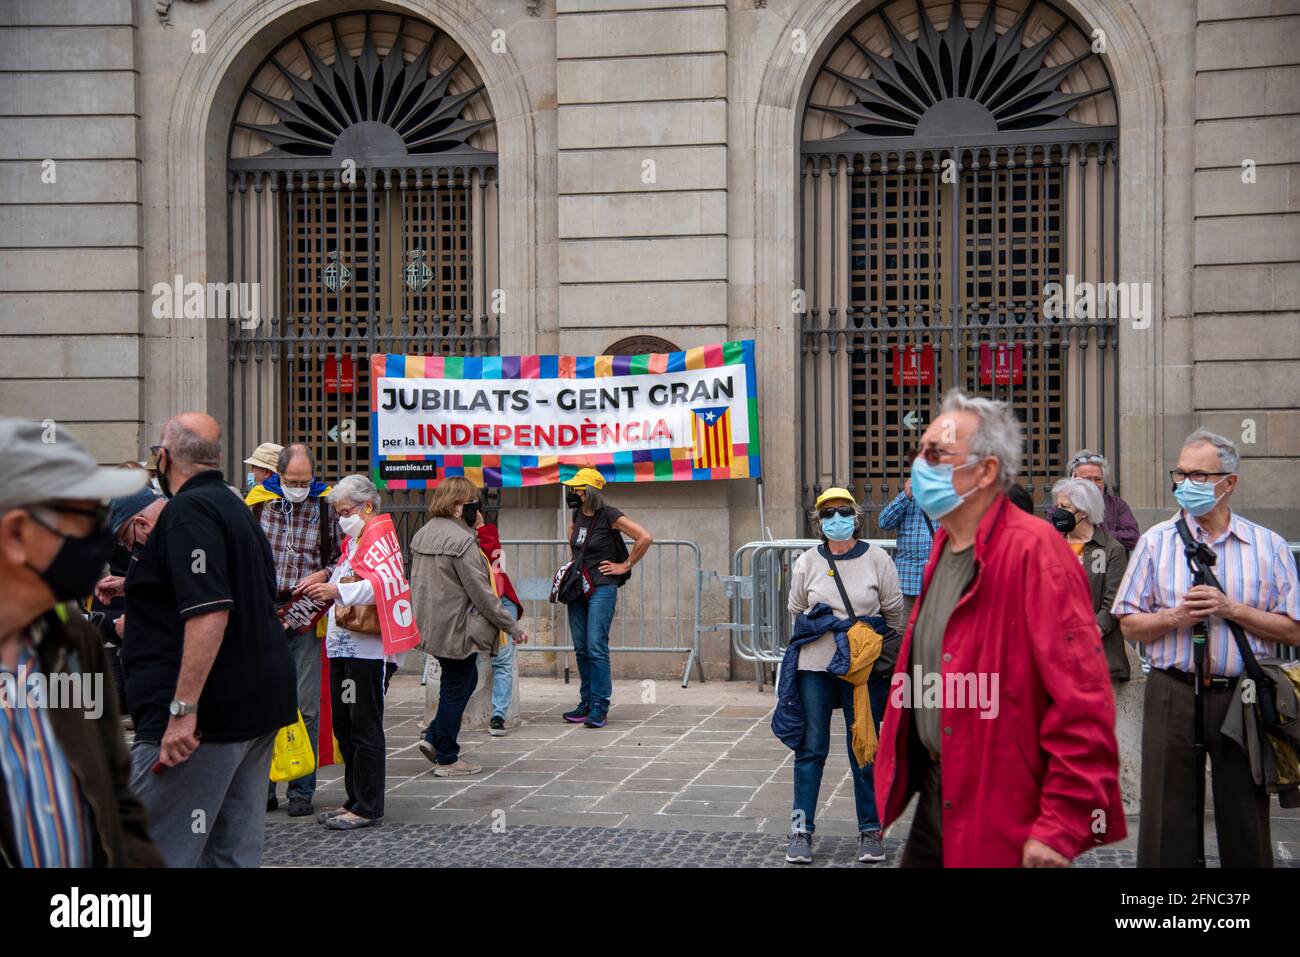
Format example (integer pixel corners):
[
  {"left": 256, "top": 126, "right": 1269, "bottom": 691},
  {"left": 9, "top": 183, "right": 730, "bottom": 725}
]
[{"left": 770, "top": 602, "right": 895, "bottom": 751}]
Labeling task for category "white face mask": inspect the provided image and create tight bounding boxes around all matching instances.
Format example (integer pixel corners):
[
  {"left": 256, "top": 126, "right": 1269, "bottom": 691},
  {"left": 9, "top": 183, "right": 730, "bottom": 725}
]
[
  {"left": 338, "top": 512, "right": 366, "bottom": 539},
  {"left": 282, "top": 485, "right": 310, "bottom": 504}
]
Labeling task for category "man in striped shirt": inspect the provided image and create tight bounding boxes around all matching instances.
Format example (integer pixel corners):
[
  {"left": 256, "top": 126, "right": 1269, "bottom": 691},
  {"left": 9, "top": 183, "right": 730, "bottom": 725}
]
[{"left": 1113, "top": 429, "right": 1300, "bottom": 867}]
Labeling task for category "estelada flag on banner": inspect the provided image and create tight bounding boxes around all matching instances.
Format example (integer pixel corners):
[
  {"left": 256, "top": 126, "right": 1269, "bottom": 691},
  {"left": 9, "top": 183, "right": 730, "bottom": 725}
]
[
  {"left": 348, "top": 513, "right": 421, "bottom": 655},
  {"left": 691, "top": 406, "right": 732, "bottom": 470}
]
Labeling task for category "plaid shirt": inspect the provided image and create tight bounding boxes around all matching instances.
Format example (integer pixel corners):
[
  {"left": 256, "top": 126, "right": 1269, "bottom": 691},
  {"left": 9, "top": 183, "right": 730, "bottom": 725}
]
[
  {"left": 1112, "top": 510, "right": 1300, "bottom": 675},
  {"left": 257, "top": 496, "right": 339, "bottom": 595},
  {"left": 876, "top": 490, "right": 935, "bottom": 596}
]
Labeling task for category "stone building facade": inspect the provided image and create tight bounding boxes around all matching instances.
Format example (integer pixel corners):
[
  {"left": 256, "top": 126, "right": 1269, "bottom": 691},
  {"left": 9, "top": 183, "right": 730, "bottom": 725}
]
[{"left": 1, "top": 0, "right": 1297, "bottom": 679}]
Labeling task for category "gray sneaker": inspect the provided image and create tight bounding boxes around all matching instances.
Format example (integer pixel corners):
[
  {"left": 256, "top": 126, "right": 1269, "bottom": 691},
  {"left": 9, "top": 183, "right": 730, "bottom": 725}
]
[
  {"left": 433, "top": 757, "right": 482, "bottom": 778},
  {"left": 857, "top": 830, "right": 885, "bottom": 863},
  {"left": 785, "top": 831, "right": 813, "bottom": 864}
]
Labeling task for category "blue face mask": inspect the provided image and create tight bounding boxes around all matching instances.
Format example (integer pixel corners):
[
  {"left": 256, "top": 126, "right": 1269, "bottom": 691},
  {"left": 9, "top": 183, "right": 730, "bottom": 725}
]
[
  {"left": 1175, "top": 477, "right": 1225, "bottom": 517},
  {"left": 910, "top": 456, "right": 979, "bottom": 520},
  {"left": 821, "top": 514, "right": 856, "bottom": 541},
  {"left": 246, "top": 471, "right": 256, "bottom": 490}
]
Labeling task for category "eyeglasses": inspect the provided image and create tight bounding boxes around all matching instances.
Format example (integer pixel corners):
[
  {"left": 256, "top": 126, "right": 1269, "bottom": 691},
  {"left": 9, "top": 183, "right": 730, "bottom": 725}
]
[
  {"left": 27, "top": 503, "right": 109, "bottom": 537},
  {"left": 819, "top": 505, "right": 856, "bottom": 519},
  {"left": 1170, "top": 470, "right": 1231, "bottom": 484},
  {"left": 1073, "top": 454, "right": 1105, "bottom": 465},
  {"left": 916, "top": 446, "right": 962, "bottom": 466}
]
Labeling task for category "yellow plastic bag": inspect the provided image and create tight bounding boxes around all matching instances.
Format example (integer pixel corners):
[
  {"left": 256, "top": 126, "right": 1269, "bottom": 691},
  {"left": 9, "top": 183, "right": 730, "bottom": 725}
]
[{"left": 269, "top": 710, "right": 317, "bottom": 783}]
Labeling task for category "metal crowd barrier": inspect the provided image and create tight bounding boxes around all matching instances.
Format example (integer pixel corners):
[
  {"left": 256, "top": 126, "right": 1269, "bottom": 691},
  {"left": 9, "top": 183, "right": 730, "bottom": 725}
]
[
  {"left": 715, "top": 539, "right": 897, "bottom": 691},
  {"left": 721, "top": 540, "right": 1300, "bottom": 687},
  {"left": 502, "top": 538, "right": 707, "bottom": 687}
]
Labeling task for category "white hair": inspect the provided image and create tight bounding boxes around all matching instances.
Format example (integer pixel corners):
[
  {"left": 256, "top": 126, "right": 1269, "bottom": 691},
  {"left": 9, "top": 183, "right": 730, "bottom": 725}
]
[
  {"left": 1051, "top": 478, "right": 1104, "bottom": 526},
  {"left": 329, "top": 474, "right": 381, "bottom": 510},
  {"left": 938, "top": 388, "right": 1022, "bottom": 485},
  {"left": 1067, "top": 448, "right": 1110, "bottom": 482},
  {"left": 1183, "top": 429, "right": 1240, "bottom": 474}
]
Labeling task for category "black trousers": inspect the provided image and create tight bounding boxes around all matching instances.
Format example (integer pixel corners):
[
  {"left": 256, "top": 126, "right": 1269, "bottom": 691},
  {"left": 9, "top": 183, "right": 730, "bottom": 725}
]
[
  {"left": 1138, "top": 668, "right": 1272, "bottom": 867},
  {"left": 900, "top": 750, "right": 944, "bottom": 868},
  {"left": 424, "top": 653, "right": 479, "bottom": 764},
  {"left": 329, "top": 657, "right": 386, "bottom": 820}
]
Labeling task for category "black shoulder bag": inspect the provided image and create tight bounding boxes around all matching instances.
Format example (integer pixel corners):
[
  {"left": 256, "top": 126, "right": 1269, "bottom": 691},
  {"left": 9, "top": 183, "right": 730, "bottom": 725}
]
[
  {"left": 550, "top": 512, "right": 595, "bottom": 604},
  {"left": 824, "top": 545, "right": 900, "bottom": 677},
  {"left": 1174, "top": 516, "right": 1281, "bottom": 733}
]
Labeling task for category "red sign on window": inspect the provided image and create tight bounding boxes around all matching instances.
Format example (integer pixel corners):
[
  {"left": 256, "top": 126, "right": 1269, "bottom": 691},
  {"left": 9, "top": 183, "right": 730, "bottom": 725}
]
[
  {"left": 892, "top": 344, "right": 935, "bottom": 387},
  {"left": 979, "top": 343, "right": 1024, "bottom": 385},
  {"left": 324, "top": 355, "right": 356, "bottom": 394}
]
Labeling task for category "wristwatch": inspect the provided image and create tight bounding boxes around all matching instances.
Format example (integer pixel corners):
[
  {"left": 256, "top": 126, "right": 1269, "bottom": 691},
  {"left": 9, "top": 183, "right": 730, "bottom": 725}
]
[{"left": 169, "top": 698, "right": 198, "bottom": 717}]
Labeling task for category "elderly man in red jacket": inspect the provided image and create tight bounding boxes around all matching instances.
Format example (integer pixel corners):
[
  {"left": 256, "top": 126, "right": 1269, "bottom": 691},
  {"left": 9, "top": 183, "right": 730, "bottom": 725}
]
[{"left": 874, "top": 389, "right": 1126, "bottom": 867}]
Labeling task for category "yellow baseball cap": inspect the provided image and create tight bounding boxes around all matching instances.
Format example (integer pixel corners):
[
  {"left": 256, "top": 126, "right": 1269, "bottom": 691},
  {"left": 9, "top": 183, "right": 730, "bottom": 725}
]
[
  {"left": 814, "top": 487, "right": 856, "bottom": 510},
  {"left": 562, "top": 467, "right": 607, "bottom": 490}
]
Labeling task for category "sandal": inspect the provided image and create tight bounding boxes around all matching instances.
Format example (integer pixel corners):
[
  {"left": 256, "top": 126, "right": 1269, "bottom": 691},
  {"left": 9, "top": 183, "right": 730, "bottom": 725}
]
[
  {"left": 317, "top": 807, "right": 349, "bottom": 824},
  {"left": 325, "top": 812, "right": 383, "bottom": 830}
]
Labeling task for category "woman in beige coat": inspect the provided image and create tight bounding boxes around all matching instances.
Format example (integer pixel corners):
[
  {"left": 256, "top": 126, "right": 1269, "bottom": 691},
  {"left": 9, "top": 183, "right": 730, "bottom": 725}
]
[{"left": 410, "top": 477, "right": 528, "bottom": 776}]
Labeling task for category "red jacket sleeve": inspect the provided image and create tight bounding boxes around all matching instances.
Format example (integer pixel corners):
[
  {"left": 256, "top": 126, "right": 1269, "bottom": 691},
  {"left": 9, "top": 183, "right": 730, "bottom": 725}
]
[{"left": 1022, "top": 541, "right": 1126, "bottom": 860}]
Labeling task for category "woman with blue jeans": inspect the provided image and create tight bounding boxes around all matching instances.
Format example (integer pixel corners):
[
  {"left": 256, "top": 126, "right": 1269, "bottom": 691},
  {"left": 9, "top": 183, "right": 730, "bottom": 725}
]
[
  {"left": 474, "top": 512, "right": 525, "bottom": 736},
  {"left": 560, "top": 468, "right": 653, "bottom": 729},
  {"left": 784, "top": 487, "right": 906, "bottom": 865}
]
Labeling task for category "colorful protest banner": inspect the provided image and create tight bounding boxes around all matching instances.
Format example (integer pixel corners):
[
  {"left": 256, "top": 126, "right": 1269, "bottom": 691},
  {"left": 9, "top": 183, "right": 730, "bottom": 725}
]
[{"left": 370, "top": 339, "right": 762, "bottom": 488}]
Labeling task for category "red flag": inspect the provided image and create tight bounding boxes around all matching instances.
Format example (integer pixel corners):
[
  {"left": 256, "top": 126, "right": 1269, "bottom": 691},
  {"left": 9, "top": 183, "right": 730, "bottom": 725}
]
[
  {"left": 317, "top": 640, "right": 343, "bottom": 767},
  {"left": 349, "top": 514, "right": 421, "bottom": 656}
]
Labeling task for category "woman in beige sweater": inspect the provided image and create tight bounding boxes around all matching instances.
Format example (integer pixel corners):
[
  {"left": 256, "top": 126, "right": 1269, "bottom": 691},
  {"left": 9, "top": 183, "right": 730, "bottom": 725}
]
[{"left": 783, "top": 487, "right": 905, "bottom": 866}]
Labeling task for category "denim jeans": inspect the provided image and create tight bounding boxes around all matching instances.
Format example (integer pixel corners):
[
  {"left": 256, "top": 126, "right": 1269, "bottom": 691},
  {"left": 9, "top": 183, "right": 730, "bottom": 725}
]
[
  {"left": 567, "top": 584, "right": 617, "bottom": 710},
  {"left": 791, "top": 669, "right": 890, "bottom": 835},
  {"left": 424, "top": 653, "right": 479, "bottom": 764},
  {"left": 268, "top": 629, "right": 320, "bottom": 803},
  {"left": 491, "top": 598, "right": 519, "bottom": 720}
]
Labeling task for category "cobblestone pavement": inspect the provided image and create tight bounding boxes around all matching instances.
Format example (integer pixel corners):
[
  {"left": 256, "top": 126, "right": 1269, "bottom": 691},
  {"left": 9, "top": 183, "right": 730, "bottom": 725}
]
[{"left": 263, "top": 676, "right": 1299, "bottom": 867}]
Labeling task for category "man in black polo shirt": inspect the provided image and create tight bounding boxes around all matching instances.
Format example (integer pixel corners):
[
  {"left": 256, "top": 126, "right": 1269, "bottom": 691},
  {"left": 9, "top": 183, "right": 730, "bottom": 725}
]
[{"left": 124, "top": 412, "right": 296, "bottom": 867}]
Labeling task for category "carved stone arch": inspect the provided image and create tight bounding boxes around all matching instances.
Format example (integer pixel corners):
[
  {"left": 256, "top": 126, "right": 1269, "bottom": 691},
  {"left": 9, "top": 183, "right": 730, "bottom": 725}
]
[
  {"left": 150, "top": 0, "right": 539, "bottom": 443},
  {"left": 747, "top": 0, "right": 1164, "bottom": 531}
]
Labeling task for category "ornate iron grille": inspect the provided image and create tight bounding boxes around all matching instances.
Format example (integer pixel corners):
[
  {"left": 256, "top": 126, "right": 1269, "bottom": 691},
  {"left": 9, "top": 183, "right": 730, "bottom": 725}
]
[
  {"left": 225, "top": 13, "right": 499, "bottom": 546},
  {"left": 799, "top": 0, "right": 1119, "bottom": 532}
]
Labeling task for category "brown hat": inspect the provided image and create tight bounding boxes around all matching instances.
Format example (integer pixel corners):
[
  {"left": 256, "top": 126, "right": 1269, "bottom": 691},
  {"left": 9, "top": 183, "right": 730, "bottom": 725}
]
[{"left": 243, "top": 442, "right": 283, "bottom": 473}]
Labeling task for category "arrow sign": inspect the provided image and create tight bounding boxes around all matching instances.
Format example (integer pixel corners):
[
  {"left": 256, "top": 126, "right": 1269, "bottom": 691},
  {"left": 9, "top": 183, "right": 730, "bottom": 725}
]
[
  {"left": 903, "top": 410, "right": 921, "bottom": 430},
  {"left": 328, "top": 424, "right": 340, "bottom": 441}
]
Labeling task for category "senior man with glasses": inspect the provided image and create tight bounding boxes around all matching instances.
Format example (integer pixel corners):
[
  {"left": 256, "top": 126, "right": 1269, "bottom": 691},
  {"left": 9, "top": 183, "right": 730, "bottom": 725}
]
[
  {"left": 1112, "top": 429, "right": 1300, "bottom": 867},
  {"left": 873, "top": 389, "right": 1125, "bottom": 868}
]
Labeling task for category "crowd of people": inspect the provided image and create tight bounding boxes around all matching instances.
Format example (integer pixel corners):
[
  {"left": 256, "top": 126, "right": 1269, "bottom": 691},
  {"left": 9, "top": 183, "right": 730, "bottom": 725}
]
[
  {"left": 776, "top": 392, "right": 1300, "bottom": 868},
  {"left": 0, "top": 387, "right": 1297, "bottom": 869}
]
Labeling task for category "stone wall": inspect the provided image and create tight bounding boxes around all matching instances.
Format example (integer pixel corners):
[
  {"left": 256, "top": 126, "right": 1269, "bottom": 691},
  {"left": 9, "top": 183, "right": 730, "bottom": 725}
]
[
  {"left": 0, "top": 0, "right": 143, "bottom": 461},
  {"left": 1184, "top": 0, "right": 1300, "bottom": 539}
]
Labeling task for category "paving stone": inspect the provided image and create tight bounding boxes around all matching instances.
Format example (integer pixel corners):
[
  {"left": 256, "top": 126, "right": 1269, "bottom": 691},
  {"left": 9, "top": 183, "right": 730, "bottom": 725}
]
[
  {"left": 264, "top": 821, "right": 1300, "bottom": 869},
  {"left": 662, "top": 800, "right": 748, "bottom": 816},
  {"left": 676, "top": 784, "right": 759, "bottom": 802}
]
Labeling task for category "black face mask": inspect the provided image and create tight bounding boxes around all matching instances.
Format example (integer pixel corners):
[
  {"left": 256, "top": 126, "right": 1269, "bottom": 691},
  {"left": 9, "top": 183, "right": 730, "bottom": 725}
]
[
  {"left": 26, "top": 516, "right": 118, "bottom": 603},
  {"left": 461, "top": 502, "right": 480, "bottom": 527},
  {"left": 1050, "top": 508, "right": 1077, "bottom": 534},
  {"left": 565, "top": 491, "right": 583, "bottom": 510},
  {"left": 155, "top": 448, "right": 174, "bottom": 499}
]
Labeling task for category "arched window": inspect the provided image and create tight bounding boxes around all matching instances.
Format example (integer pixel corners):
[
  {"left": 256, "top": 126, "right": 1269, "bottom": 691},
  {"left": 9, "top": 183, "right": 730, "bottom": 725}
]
[
  {"left": 798, "top": 0, "right": 1118, "bottom": 527},
  {"left": 224, "top": 12, "right": 497, "bottom": 536}
]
